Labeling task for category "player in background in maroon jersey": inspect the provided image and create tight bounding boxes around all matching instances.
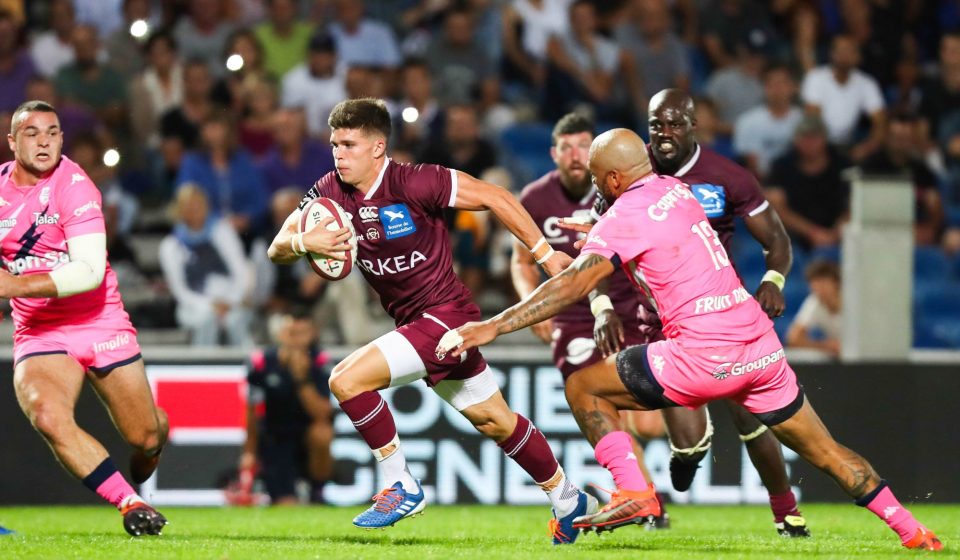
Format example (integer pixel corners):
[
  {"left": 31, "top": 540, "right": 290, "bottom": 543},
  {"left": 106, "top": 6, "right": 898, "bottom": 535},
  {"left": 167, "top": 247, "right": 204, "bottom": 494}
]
[
  {"left": 513, "top": 113, "right": 673, "bottom": 528},
  {"left": 268, "top": 98, "right": 597, "bottom": 544},
  {"left": 587, "top": 89, "right": 807, "bottom": 537}
]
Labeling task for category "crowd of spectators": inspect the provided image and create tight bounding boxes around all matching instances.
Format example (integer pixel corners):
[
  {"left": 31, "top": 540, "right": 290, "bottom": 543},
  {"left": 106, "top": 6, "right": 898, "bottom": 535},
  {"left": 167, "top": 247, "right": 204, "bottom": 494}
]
[{"left": 2, "top": 0, "right": 960, "bottom": 348}]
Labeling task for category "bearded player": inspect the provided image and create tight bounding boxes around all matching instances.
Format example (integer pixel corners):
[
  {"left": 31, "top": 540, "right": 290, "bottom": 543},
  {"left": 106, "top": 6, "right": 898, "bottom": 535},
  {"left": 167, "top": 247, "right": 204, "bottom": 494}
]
[
  {"left": 441, "top": 128, "right": 942, "bottom": 550},
  {"left": 2, "top": 101, "right": 168, "bottom": 536},
  {"left": 268, "top": 98, "right": 595, "bottom": 544}
]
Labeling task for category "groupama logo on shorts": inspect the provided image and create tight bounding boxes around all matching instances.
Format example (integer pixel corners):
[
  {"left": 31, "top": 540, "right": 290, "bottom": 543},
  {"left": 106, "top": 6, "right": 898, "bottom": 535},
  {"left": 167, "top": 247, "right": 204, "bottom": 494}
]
[{"left": 712, "top": 348, "right": 785, "bottom": 380}]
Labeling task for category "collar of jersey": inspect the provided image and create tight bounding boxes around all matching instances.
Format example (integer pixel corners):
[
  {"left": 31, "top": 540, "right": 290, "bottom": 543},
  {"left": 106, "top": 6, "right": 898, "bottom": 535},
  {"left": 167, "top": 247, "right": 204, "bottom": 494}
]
[
  {"left": 672, "top": 143, "right": 701, "bottom": 178},
  {"left": 362, "top": 157, "right": 392, "bottom": 200}
]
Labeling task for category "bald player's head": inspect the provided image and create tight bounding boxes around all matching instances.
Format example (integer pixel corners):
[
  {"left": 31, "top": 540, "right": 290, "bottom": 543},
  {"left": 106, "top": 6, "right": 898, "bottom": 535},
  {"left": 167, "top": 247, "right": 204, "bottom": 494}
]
[
  {"left": 648, "top": 88, "right": 698, "bottom": 174},
  {"left": 588, "top": 128, "right": 653, "bottom": 203}
]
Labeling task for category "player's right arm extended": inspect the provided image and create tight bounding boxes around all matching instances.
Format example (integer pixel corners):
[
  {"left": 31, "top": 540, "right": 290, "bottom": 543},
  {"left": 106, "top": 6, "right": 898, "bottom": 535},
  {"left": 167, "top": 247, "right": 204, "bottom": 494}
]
[
  {"left": 267, "top": 209, "right": 351, "bottom": 264},
  {"left": 510, "top": 238, "right": 553, "bottom": 344},
  {"left": 0, "top": 233, "right": 106, "bottom": 298},
  {"left": 453, "top": 171, "right": 572, "bottom": 276}
]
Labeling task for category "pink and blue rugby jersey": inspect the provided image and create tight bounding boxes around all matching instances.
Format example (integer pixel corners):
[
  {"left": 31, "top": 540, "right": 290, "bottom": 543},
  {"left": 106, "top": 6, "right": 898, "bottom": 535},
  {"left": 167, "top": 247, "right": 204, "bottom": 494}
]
[
  {"left": 581, "top": 174, "right": 772, "bottom": 347},
  {"left": 0, "top": 156, "right": 123, "bottom": 328}
]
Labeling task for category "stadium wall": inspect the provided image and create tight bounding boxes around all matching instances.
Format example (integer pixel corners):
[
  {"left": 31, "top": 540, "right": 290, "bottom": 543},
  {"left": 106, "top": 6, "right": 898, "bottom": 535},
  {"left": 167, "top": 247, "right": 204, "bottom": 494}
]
[{"left": 0, "top": 348, "right": 957, "bottom": 506}]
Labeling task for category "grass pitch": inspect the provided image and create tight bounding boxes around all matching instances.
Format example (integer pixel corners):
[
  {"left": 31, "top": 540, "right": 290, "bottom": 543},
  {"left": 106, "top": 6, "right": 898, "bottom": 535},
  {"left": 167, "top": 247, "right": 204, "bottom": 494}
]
[{"left": 0, "top": 503, "right": 956, "bottom": 559}]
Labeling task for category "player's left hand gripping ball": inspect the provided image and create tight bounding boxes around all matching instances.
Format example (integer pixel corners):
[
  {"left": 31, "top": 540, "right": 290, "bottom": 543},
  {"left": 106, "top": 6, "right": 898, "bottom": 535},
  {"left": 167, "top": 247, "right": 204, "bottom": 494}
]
[{"left": 437, "top": 322, "right": 497, "bottom": 358}]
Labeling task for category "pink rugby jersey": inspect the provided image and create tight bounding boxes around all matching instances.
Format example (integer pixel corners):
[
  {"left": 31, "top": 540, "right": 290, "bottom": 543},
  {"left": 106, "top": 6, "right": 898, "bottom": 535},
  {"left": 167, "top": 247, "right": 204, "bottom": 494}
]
[
  {"left": 0, "top": 156, "right": 124, "bottom": 328},
  {"left": 581, "top": 174, "right": 772, "bottom": 347}
]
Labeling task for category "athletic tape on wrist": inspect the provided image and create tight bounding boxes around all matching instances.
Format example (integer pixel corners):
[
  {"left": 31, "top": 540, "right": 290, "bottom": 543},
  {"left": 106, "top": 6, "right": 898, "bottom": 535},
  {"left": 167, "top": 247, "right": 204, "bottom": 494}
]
[
  {"left": 535, "top": 248, "right": 556, "bottom": 265},
  {"left": 530, "top": 237, "right": 547, "bottom": 255},
  {"left": 762, "top": 270, "right": 786, "bottom": 291},
  {"left": 590, "top": 295, "right": 614, "bottom": 317}
]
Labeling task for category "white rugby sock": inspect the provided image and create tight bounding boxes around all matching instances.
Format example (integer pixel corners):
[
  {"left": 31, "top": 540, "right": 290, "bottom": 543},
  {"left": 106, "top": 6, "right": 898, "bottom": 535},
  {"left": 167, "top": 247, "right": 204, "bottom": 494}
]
[
  {"left": 542, "top": 468, "right": 581, "bottom": 518},
  {"left": 373, "top": 435, "right": 418, "bottom": 492}
]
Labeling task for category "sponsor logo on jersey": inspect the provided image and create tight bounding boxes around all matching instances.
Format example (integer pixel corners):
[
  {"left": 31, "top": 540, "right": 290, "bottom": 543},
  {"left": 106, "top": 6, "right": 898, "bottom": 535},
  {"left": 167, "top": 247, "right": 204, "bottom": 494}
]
[
  {"left": 366, "top": 227, "right": 380, "bottom": 241},
  {"left": 690, "top": 183, "right": 726, "bottom": 218},
  {"left": 0, "top": 197, "right": 9, "bottom": 206},
  {"left": 712, "top": 348, "right": 785, "bottom": 380},
  {"left": 647, "top": 182, "right": 695, "bottom": 221},
  {"left": 73, "top": 200, "right": 100, "bottom": 217},
  {"left": 357, "top": 250, "right": 427, "bottom": 276},
  {"left": 6, "top": 251, "right": 70, "bottom": 274},
  {"left": 71, "top": 173, "right": 86, "bottom": 185},
  {"left": 92, "top": 332, "right": 131, "bottom": 353},
  {"left": 379, "top": 204, "right": 416, "bottom": 239},
  {"left": 0, "top": 217, "right": 16, "bottom": 228},
  {"left": 359, "top": 206, "right": 379, "bottom": 222},
  {"left": 33, "top": 212, "right": 60, "bottom": 225},
  {"left": 39, "top": 186, "right": 50, "bottom": 205}
]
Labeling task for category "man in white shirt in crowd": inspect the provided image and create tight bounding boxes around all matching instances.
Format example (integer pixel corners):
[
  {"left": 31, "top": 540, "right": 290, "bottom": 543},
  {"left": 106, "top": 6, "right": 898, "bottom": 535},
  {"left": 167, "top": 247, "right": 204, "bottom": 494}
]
[
  {"left": 787, "top": 260, "right": 841, "bottom": 357},
  {"left": 735, "top": 63, "right": 804, "bottom": 179}
]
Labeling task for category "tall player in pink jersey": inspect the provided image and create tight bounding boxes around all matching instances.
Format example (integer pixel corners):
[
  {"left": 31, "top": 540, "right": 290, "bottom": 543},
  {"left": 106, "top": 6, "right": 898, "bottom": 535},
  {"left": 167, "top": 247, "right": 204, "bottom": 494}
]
[
  {"left": 268, "top": 98, "right": 596, "bottom": 544},
  {"left": 2, "top": 101, "right": 169, "bottom": 536},
  {"left": 440, "top": 129, "right": 942, "bottom": 550}
]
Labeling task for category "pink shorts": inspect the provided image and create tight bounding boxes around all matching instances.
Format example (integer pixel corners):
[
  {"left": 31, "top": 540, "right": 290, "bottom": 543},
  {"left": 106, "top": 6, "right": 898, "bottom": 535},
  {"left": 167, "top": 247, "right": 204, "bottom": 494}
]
[
  {"left": 619, "top": 330, "right": 803, "bottom": 425},
  {"left": 14, "top": 312, "right": 142, "bottom": 374}
]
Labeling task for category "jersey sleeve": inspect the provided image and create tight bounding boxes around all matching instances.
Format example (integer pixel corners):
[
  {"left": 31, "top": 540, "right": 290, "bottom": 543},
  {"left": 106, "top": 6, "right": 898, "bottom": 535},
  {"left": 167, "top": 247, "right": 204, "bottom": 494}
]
[
  {"left": 297, "top": 172, "right": 337, "bottom": 210},
  {"left": 580, "top": 205, "right": 648, "bottom": 266},
  {"left": 402, "top": 163, "right": 457, "bottom": 212},
  {"left": 725, "top": 163, "right": 768, "bottom": 218},
  {"left": 58, "top": 172, "right": 106, "bottom": 239}
]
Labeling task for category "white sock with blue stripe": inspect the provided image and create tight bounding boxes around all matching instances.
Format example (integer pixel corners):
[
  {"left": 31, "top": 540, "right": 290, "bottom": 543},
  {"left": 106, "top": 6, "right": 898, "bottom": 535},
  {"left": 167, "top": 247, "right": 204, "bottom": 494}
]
[{"left": 374, "top": 434, "right": 418, "bottom": 493}]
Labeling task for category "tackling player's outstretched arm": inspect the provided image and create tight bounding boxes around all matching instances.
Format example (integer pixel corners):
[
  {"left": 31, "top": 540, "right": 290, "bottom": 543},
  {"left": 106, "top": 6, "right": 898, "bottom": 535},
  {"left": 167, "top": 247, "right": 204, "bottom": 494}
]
[
  {"left": 267, "top": 209, "right": 352, "bottom": 264},
  {"left": 438, "top": 254, "right": 615, "bottom": 357},
  {"left": 0, "top": 233, "right": 106, "bottom": 299},
  {"left": 454, "top": 171, "right": 573, "bottom": 276},
  {"left": 744, "top": 205, "right": 793, "bottom": 318}
]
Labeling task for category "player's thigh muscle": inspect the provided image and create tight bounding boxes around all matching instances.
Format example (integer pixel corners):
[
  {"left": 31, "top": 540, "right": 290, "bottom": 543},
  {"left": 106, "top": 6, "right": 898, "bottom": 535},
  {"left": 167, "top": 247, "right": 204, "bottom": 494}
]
[
  {"left": 329, "top": 340, "right": 395, "bottom": 396},
  {"left": 13, "top": 354, "right": 86, "bottom": 427},
  {"left": 567, "top": 352, "right": 654, "bottom": 411},
  {"left": 88, "top": 358, "right": 164, "bottom": 446}
]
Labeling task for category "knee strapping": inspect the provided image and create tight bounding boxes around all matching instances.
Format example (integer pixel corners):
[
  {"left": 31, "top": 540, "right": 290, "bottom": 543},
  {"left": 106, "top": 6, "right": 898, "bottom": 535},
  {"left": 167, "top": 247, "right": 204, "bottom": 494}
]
[
  {"left": 738, "top": 424, "right": 769, "bottom": 443},
  {"left": 669, "top": 409, "right": 714, "bottom": 458}
]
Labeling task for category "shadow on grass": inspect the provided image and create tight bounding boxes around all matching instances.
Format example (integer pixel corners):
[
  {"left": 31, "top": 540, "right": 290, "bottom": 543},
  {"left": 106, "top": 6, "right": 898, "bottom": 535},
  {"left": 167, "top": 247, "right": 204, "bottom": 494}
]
[{"left": 216, "top": 533, "right": 460, "bottom": 546}]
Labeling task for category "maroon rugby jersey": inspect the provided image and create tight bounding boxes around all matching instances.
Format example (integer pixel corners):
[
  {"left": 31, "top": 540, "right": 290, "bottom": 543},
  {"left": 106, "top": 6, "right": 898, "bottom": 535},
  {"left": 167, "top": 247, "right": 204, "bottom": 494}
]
[
  {"left": 519, "top": 170, "right": 642, "bottom": 326},
  {"left": 299, "top": 159, "right": 473, "bottom": 325}
]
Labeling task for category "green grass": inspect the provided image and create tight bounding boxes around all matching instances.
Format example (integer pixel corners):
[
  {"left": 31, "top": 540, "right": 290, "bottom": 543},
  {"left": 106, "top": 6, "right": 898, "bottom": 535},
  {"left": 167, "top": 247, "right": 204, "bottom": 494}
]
[{"left": 0, "top": 504, "right": 956, "bottom": 559}]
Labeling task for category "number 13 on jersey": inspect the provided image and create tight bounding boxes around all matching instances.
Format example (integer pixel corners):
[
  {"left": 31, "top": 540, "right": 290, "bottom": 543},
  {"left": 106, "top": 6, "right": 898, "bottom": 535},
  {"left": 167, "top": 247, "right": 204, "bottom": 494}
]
[{"left": 691, "top": 220, "right": 731, "bottom": 271}]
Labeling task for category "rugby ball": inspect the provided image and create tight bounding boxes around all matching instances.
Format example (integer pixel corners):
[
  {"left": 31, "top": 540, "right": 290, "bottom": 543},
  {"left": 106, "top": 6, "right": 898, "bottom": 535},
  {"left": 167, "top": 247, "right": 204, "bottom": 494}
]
[{"left": 299, "top": 198, "right": 357, "bottom": 280}]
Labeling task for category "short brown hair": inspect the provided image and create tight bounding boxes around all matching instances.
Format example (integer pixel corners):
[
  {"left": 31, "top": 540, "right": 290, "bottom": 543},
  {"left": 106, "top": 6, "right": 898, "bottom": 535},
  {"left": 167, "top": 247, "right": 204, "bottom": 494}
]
[
  {"left": 805, "top": 259, "right": 840, "bottom": 282},
  {"left": 10, "top": 100, "right": 57, "bottom": 136},
  {"left": 328, "top": 98, "right": 392, "bottom": 140},
  {"left": 552, "top": 112, "right": 594, "bottom": 145}
]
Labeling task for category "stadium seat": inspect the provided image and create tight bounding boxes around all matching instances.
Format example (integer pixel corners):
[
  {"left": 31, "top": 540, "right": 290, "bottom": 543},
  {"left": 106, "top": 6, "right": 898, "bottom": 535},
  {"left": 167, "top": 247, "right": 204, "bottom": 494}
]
[
  {"left": 808, "top": 245, "right": 840, "bottom": 263},
  {"left": 499, "top": 122, "right": 554, "bottom": 157},
  {"left": 914, "top": 246, "right": 951, "bottom": 280}
]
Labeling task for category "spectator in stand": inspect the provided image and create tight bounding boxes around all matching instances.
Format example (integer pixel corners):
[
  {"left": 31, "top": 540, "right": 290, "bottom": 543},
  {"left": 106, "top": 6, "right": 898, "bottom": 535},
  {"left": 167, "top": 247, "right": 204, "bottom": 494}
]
[
  {"left": 394, "top": 58, "right": 444, "bottom": 153},
  {"left": 73, "top": 0, "right": 124, "bottom": 39},
  {"left": 425, "top": 7, "right": 498, "bottom": 109},
  {"left": 705, "top": 31, "right": 769, "bottom": 135},
  {"left": 237, "top": 79, "right": 278, "bottom": 161},
  {"left": 104, "top": 0, "right": 156, "bottom": 81},
  {"left": 280, "top": 32, "right": 346, "bottom": 138},
  {"left": 885, "top": 56, "right": 923, "bottom": 116},
  {"left": 29, "top": 0, "right": 76, "bottom": 79},
  {"left": 787, "top": 260, "right": 842, "bottom": 358},
  {"left": 734, "top": 63, "right": 804, "bottom": 179},
  {"left": 862, "top": 113, "right": 944, "bottom": 246},
  {"left": 919, "top": 32, "right": 960, "bottom": 145},
  {"left": 801, "top": 34, "right": 886, "bottom": 162},
  {"left": 329, "top": 0, "right": 401, "bottom": 70},
  {"left": 129, "top": 31, "right": 182, "bottom": 151},
  {"left": 255, "top": 0, "right": 314, "bottom": 79},
  {"left": 214, "top": 29, "right": 275, "bottom": 116},
  {"left": 501, "top": 0, "right": 572, "bottom": 90},
  {"left": 173, "top": 0, "right": 236, "bottom": 77},
  {"left": 160, "top": 58, "right": 217, "bottom": 151},
  {"left": 543, "top": 0, "right": 642, "bottom": 124},
  {"left": 54, "top": 24, "right": 127, "bottom": 133},
  {"left": 176, "top": 112, "right": 269, "bottom": 240},
  {"left": 240, "top": 308, "right": 334, "bottom": 505},
  {"left": 613, "top": 0, "right": 690, "bottom": 103},
  {"left": 701, "top": 0, "right": 777, "bottom": 70},
  {"left": 259, "top": 108, "right": 334, "bottom": 196},
  {"left": 693, "top": 97, "right": 736, "bottom": 160},
  {"left": 419, "top": 104, "right": 498, "bottom": 294},
  {"left": 767, "top": 115, "right": 851, "bottom": 251},
  {"left": 159, "top": 184, "right": 253, "bottom": 347},
  {"left": 0, "top": 8, "right": 36, "bottom": 112}
]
